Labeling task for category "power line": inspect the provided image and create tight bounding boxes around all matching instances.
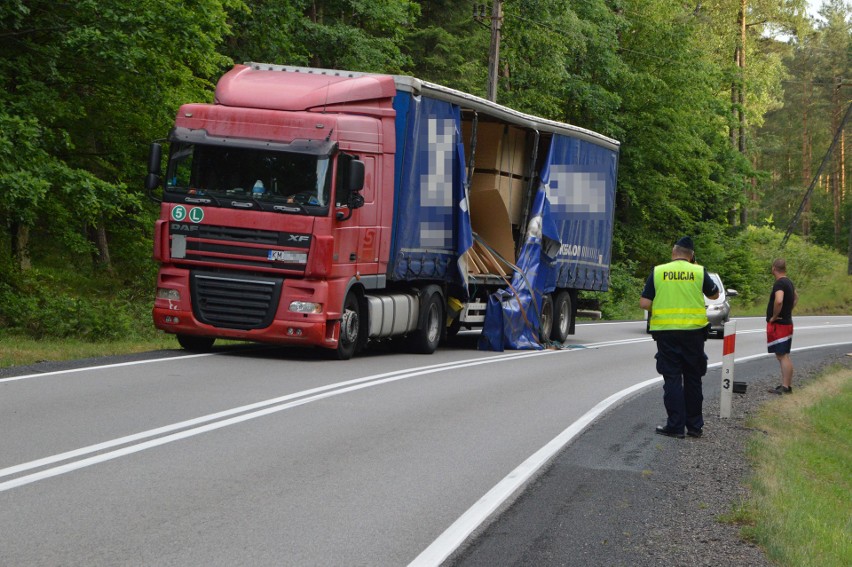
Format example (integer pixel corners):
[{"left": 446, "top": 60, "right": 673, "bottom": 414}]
[{"left": 781, "top": 99, "right": 852, "bottom": 247}]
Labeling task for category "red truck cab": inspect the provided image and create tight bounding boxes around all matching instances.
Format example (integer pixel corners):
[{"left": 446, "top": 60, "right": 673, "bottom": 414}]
[{"left": 149, "top": 65, "right": 396, "bottom": 358}]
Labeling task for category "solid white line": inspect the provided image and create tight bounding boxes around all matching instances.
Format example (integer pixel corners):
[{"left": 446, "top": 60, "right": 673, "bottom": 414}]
[
  {"left": 408, "top": 340, "right": 852, "bottom": 566},
  {"left": 0, "top": 352, "right": 218, "bottom": 383}
]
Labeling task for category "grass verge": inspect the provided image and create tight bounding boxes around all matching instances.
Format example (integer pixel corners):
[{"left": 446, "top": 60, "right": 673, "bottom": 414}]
[
  {"left": 743, "top": 365, "right": 852, "bottom": 567},
  {"left": 0, "top": 331, "right": 177, "bottom": 369}
]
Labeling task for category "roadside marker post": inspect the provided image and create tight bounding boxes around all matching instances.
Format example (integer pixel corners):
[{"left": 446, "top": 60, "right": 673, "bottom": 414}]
[{"left": 720, "top": 321, "right": 736, "bottom": 418}]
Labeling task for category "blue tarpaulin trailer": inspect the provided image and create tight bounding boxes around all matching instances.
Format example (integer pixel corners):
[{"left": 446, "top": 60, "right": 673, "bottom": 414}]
[
  {"left": 386, "top": 75, "right": 618, "bottom": 350},
  {"left": 153, "top": 62, "right": 618, "bottom": 357}
]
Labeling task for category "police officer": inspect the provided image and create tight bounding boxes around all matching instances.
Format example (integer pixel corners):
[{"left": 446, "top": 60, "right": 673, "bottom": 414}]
[{"left": 640, "top": 237, "right": 719, "bottom": 439}]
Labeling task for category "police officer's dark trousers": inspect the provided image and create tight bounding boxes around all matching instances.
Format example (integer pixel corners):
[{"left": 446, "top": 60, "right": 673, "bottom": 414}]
[{"left": 653, "top": 329, "right": 708, "bottom": 432}]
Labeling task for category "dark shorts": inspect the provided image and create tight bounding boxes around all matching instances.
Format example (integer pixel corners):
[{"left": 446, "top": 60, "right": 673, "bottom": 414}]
[{"left": 767, "top": 322, "right": 793, "bottom": 354}]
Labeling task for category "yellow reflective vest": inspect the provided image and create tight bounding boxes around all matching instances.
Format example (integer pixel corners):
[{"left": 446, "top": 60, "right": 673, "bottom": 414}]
[{"left": 649, "top": 260, "right": 708, "bottom": 331}]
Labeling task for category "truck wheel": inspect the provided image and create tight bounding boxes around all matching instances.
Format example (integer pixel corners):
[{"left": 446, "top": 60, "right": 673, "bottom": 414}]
[
  {"left": 176, "top": 334, "right": 215, "bottom": 352},
  {"left": 334, "top": 292, "right": 361, "bottom": 360},
  {"left": 539, "top": 294, "right": 554, "bottom": 343},
  {"left": 407, "top": 288, "right": 443, "bottom": 354},
  {"left": 550, "top": 291, "right": 572, "bottom": 343}
]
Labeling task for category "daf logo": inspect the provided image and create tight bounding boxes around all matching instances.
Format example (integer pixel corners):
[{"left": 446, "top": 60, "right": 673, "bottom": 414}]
[
  {"left": 171, "top": 223, "right": 200, "bottom": 233},
  {"left": 288, "top": 235, "right": 310, "bottom": 243}
]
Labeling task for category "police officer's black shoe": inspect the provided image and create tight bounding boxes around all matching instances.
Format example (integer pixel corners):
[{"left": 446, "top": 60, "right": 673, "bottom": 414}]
[
  {"left": 655, "top": 425, "right": 685, "bottom": 439},
  {"left": 686, "top": 428, "right": 702, "bottom": 438}
]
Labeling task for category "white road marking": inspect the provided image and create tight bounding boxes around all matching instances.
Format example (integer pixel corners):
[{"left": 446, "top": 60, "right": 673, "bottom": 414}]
[{"left": 0, "top": 353, "right": 217, "bottom": 384}]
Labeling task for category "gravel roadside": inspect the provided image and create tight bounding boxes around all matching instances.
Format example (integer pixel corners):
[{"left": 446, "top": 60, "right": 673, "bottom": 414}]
[{"left": 449, "top": 345, "right": 852, "bottom": 567}]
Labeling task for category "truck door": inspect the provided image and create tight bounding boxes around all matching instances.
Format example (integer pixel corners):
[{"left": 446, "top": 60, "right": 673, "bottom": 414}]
[{"left": 356, "top": 155, "right": 379, "bottom": 273}]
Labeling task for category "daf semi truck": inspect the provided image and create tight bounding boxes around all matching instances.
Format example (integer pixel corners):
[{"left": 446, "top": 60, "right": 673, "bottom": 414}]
[{"left": 146, "top": 63, "right": 618, "bottom": 359}]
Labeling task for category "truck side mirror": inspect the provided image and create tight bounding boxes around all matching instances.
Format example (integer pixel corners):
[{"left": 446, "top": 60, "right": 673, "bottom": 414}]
[
  {"left": 336, "top": 159, "right": 365, "bottom": 221},
  {"left": 145, "top": 143, "right": 163, "bottom": 196},
  {"left": 348, "top": 159, "right": 365, "bottom": 194}
]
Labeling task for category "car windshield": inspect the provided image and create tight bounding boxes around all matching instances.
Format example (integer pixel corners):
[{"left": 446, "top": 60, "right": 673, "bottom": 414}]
[{"left": 165, "top": 143, "right": 332, "bottom": 215}]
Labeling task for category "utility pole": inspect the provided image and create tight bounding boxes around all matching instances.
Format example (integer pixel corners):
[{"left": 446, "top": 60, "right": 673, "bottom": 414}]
[
  {"left": 474, "top": 2, "right": 503, "bottom": 102},
  {"left": 487, "top": 0, "right": 503, "bottom": 102}
]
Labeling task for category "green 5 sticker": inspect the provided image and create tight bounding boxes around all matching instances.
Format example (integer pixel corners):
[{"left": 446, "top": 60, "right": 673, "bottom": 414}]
[{"left": 171, "top": 205, "right": 187, "bottom": 221}]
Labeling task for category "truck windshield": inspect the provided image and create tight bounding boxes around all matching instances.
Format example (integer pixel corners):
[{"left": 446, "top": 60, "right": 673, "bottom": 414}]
[{"left": 165, "top": 143, "right": 332, "bottom": 214}]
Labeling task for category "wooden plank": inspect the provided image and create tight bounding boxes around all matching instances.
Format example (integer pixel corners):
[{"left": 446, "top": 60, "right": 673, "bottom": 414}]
[
  {"left": 475, "top": 240, "right": 511, "bottom": 276},
  {"left": 465, "top": 248, "right": 486, "bottom": 274}
]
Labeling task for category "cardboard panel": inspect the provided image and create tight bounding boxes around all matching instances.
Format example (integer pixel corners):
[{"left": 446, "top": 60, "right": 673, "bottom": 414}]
[
  {"left": 462, "top": 121, "right": 528, "bottom": 176},
  {"left": 469, "top": 189, "right": 515, "bottom": 276},
  {"left": 469, "top": 171, "right": 526, "bottom": 225}
]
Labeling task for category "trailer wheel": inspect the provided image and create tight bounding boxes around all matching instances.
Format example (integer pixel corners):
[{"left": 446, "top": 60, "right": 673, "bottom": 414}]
[
  {"left": 551, "top": 291, "right": 572, "bottom": 343},
  {"left": 177, "top": 334, "right": 215, "bottom": 352},
  {"left": 334, "top": 292, "right": 361, "bottom": 360},
  {"left": 539, "top": 294, "right": 554, "bottom": 343},
  {"left": 407, "top": 287, "right": 443, "bottom": 354}
]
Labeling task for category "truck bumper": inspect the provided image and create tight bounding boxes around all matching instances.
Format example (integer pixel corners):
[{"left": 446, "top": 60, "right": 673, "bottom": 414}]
[
  {"left": 153, "top": 307, "right": 337, "bottom": 348},
  {"left": 153, "top": 267, "right": 340, "bottom": 349}
]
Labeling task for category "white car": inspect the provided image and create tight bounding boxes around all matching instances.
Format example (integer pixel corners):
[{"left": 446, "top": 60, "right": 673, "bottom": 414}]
[
  {"left": 705, "top": 272, "right": 737, "bottom": 338},
  {"left": 645, "top": 272, "right": 738, "bottom": 338}
]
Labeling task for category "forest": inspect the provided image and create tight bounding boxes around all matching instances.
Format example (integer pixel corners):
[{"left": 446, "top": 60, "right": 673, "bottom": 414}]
[{"left": 0, "top": 0, "right": 850, "bottom": 342}]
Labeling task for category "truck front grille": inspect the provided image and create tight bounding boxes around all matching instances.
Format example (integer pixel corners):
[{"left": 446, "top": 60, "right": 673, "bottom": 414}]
[
  {"left": 169, "top": 223, "right": 311, "bottom": 273},
  {"left": 190, "top": 272, "right": 282, "bottom": 330}
]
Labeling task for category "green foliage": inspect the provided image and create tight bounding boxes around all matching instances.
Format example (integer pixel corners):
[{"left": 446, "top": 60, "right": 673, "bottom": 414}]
[
  {"left": 739, "top": 226, "right": 852, "bottom": 314},
  {"left": 611, "top": 0, "right": 753, "bottom": 272},
  {"left": 586, "top": 260, "right": 645, "bottom": 320},
  {"left": 225, "top": 0, "right": 416, "bottom": 72},
  {"left": 0, "top": 114, "right": 51, "bottom": 226},
  {"left": 752, "top": 2, "right": 851, "bottom": 253},
  {"left": 0, "top": 0, "right": 238, "bottom": 270},
  {"left": 404, "top": 1, "right": 486, "bottom": 93},
  {"left": 0, "top": 0, "right": 848, "bottom": 339},
  {"left": 0, "top": 275, "right": 156, "bottom": 342}
]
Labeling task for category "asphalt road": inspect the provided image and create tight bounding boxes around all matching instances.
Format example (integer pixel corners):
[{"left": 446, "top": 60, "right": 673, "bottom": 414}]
[{"left": 1, "top": 316, "right": 850, "bottom": 566}]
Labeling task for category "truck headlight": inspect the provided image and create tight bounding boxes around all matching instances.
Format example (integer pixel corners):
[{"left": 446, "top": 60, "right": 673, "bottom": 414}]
[
  {"left": 289, "top": 301, "right": 322, "bottom": 313},
  {"left": 157, "top": 288, "right": 181, "bottom": 301}
]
